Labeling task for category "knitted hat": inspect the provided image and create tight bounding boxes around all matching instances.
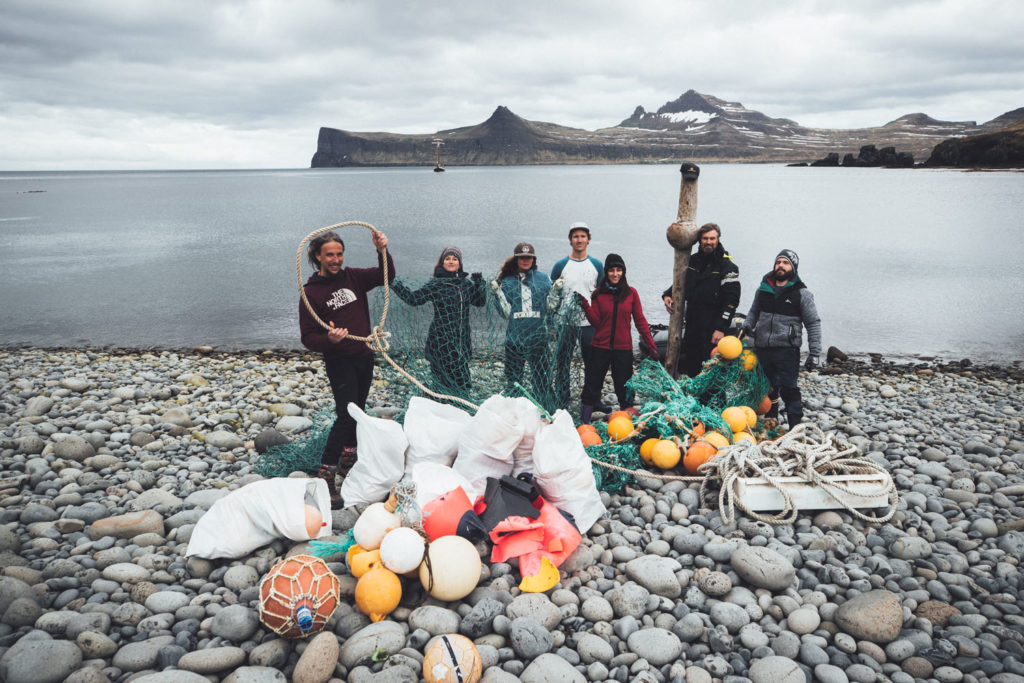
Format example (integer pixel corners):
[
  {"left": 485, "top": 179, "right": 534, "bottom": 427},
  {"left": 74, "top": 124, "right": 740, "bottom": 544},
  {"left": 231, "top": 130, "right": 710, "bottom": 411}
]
[
  {"left": 513, "top": 242, "right": 536, "bottom": 258},
  {"left": 776, "top": 249, "right": 799, "bottom": 271},
  {"left": 440, "top": 246, "right": 463, "bottom": 264},
  {"left": 604, "top": 253, "right": 626, "bottom": 274}
]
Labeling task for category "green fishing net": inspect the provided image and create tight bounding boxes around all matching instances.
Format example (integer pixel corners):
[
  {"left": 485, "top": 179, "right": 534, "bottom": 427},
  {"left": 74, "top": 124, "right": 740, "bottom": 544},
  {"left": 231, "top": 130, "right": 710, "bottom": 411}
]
[
  {"left": 375, "top": 274, "right": 588, "bottom": 415},
  {"left": 256, "top": 277, "right": 775, "bottom": 494}
]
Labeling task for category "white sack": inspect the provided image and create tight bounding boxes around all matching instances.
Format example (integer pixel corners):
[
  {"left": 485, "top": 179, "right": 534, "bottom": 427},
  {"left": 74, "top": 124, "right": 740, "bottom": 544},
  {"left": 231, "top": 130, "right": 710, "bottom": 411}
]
[
  {"left": 186, "top": 478, "right": 331, "bottom": 560},
  {"left": 411, "top": 463, "right": 476, "bottom": 509},
  {"left": 403, "top": 397, "right": 472, "bottom": 476},
  {"left": 340, "top": 403, "right": 408, "bottom": 507},
  {"left": 452, "top": 394, "right": 523, "bottom": 500},
  {"left": 511, "top": 397, "right": 542, "bottom": 477},
  {"left": 531, "top": 409, "right": 607, "bottom": 533}
]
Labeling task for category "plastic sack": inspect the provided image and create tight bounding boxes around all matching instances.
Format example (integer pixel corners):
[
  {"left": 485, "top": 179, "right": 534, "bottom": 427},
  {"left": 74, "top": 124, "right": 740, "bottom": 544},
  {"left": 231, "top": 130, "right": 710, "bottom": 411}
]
[
  {"left": 511, "top": 398, "right": 542, "bottom": 477},
  {"left": 186, "top": 478, "right": 331, "bottom": 560},
  {"left": 411, "top": 463, "right": 475, "bottom": 509},
  {"left": 403, "top": 397, "right": 472, "bottom": 476},
  {"left": 489, "top": 496, "right": 582, "bottom": 577},
  {"left": 340, "top": 404, "right": 408, "bottom": 507},
  {"left": 452, "top": 395, "right": 523, "bottom": 500},
  {"left": 531, "top": 409, "right": 607, "bottom": 533}
]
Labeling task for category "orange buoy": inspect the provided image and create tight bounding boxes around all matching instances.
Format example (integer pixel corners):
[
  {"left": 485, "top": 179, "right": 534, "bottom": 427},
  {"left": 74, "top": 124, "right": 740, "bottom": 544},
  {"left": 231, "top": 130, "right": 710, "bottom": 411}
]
[
  {"left": 258, "top": 554, "right": 340, "bottom": 638},
  {"left": 578, "top": 429, "right": 602, "bottom": 447},
  {"left": 606, "top": 415, "right": 634, "bottom": 441},
  {"left": 683, "top": 440, "right": 717, "bottom": 474},
  {"left": 755, "top": 395, "right": 772, "bottom": 415}
]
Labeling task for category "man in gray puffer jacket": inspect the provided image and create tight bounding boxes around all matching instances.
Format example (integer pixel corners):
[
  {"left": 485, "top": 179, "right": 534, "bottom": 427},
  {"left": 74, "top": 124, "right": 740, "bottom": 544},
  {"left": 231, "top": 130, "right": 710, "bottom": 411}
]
[{"left": 742, "top": 249, "right": 822, "bottom": 428}]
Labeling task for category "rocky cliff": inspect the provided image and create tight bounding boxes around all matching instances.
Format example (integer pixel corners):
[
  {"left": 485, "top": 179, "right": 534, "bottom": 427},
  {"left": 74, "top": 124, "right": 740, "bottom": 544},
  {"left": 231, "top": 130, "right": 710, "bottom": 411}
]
[
  {"left": 310, "top": 91, "right": 1024, "bottom": 167},
  {"left": 924, "top": 117, "right": 1024, "bottom": 168}
]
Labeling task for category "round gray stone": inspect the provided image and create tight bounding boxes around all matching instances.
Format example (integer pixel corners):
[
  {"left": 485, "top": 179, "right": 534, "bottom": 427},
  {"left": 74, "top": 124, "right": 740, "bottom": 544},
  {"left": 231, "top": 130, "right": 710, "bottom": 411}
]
[
  {"left": 749, "top": 655, "right": 806, "bottom": 683},
  {"left": 730, "top": 545, "right": 795, "bottom": 591},
  {"left": 626, "top": 627, "right": 682, "bottom": 666},
  {"left": 210, "top": 604, "right": 260, "bottom": 642}
]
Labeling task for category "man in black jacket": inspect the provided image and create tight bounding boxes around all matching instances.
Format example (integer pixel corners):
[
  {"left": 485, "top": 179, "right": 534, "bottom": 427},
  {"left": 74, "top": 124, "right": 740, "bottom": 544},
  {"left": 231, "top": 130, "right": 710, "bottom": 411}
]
[{"left": 662, "top": 223, "right": 740, "bottom": 377}]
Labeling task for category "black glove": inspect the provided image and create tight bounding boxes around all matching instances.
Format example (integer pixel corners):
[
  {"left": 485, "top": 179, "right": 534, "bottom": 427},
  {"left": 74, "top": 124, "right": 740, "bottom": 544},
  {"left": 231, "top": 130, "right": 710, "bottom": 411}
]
[
  {"left": 470, "top": 272, "right": 482, "bottom": 280},
  {"left": 804, "top": 356, "right": 818, "bottom": 371},
  {"left": 574, "top": 292, "right": 587, "bottom": 307}
]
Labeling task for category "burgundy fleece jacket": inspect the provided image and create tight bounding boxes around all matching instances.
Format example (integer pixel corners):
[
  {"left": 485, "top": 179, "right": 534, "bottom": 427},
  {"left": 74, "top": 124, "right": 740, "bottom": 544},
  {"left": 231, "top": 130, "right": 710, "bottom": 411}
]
[{"left": 299, "top": 251, "right": 395, "bottom": 357}]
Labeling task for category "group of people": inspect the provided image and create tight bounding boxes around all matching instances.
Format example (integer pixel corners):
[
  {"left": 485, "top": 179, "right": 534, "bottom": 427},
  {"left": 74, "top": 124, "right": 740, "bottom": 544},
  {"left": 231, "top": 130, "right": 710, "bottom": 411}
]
[{"left": 298, "top": 222, "right": 821, "bottom": 506}]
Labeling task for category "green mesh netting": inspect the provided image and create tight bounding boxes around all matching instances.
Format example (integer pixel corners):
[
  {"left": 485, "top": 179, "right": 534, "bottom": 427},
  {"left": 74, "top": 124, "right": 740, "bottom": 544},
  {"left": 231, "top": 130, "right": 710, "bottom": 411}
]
[
  {"left": 255, "top": 409, "right": 334, "bottom": 478},
  {"left": 377, "top": 274, "right": 588, "bottom": 415},
  {"left": 256, "top": 277, "right": 777, "bottom": 494}
]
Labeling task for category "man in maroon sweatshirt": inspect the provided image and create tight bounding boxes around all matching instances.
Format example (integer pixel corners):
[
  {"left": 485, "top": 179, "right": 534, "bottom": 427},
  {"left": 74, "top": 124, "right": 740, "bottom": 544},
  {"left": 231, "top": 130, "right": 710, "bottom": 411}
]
[{"left": 299, "top": 229, "right": 395, "bottom": 507}]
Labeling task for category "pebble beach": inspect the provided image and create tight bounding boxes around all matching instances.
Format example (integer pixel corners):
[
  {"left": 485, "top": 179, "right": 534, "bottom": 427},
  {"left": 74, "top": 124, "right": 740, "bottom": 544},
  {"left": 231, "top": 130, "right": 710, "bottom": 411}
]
[{"left": 1, "top": 347, "right": 1023, "bottom": 683}]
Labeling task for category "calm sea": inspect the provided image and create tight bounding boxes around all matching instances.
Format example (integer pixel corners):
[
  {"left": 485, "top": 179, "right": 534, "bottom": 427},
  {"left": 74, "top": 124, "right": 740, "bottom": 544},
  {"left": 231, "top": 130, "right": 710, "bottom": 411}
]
[{"left": 1, "top": 165, "right": 1022, "bottom": 362}]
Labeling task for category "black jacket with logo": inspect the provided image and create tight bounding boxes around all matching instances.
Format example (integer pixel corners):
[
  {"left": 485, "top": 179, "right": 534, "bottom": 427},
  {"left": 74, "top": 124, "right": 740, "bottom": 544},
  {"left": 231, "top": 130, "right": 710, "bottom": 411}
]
[
  {"left": 663, "top": 243, "right": 741, "bottom": 341},
  {"left": 743, "top": 272, "right": 822, "bottom": 357}
]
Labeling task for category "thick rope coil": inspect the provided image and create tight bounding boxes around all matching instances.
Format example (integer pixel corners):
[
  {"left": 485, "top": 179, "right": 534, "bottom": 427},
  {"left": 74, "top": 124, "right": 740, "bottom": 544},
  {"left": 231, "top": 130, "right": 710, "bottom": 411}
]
[{"left": 696, "top": 423, "right": 898, "bottom": 525}]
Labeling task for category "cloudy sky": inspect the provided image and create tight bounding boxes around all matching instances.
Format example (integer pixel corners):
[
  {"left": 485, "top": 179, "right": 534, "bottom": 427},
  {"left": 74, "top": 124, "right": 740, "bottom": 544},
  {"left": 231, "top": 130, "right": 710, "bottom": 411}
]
[{"left": 2, "top": 0, "right": 1023, "bottom": 170}]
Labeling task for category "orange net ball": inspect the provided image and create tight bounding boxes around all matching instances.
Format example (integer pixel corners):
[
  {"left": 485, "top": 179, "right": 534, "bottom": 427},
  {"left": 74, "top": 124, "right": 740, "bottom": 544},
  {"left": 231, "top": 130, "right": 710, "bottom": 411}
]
[{"left": 258, "top": 554, "right": 340, "bottom": 638}]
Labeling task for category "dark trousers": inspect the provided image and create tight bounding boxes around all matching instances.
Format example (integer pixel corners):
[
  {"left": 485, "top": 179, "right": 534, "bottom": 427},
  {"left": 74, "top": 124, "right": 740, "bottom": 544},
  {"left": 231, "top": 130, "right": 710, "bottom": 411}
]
[
  {"left": 321, "top": 354, "right": 375, "bottom": 467},
  {"left": 582, "top": 347, "right": 634, "bottom": 408},
  {"left": 553, "top": 325, "right": 595, "bottom": 408},
  {"left": 427, "top": 346, "right": 471, "bottom": 393},
  {"left": 682, "top": 326, "right": 714, "bottom": 378},
  {"left": 504, "top": 343, "right": 550, "bottom": 402},
  {"left": 756, "top": 346, "right": 803, "bottom": 427}
]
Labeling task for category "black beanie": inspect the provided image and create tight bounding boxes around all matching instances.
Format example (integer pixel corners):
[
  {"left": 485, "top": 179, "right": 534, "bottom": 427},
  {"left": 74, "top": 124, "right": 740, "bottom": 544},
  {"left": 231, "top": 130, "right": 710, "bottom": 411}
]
[
  {"left": 604, "top": 253, "right": 626, "bottom": 274},
  {"left": 776, "top": 249, "right": 799, "bottom": 271}
]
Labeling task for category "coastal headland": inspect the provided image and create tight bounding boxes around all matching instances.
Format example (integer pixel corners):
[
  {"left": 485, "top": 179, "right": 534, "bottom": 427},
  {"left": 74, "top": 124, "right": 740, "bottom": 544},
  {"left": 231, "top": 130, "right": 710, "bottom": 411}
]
[
  {"left": 311, "top": 90, "right": 1024, "bottom": 168},
  {"left": 1, "top": 347, "right": 1022, "bottom": 681}
]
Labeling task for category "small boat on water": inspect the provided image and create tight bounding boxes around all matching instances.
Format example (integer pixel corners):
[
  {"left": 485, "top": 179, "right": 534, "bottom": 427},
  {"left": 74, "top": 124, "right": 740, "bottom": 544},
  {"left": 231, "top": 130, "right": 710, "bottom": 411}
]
[{"left": 432, "top": 138, "right": 445, "bottom": 172}]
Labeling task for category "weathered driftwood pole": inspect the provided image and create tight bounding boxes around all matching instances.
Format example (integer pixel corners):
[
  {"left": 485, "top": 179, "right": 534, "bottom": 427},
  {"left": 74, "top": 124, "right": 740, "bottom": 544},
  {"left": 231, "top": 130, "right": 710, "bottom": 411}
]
[{"left": 664, "top": 162, "right": 701, "bottom": 378}]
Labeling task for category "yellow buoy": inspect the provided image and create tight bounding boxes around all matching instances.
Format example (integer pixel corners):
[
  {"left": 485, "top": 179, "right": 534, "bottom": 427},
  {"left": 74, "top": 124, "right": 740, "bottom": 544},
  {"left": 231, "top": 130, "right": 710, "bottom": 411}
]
[
  {"left": 639, "top": 438, "right": 660, "bottom": 465},
  {"left": 703, "top": 431, "right": 731, "bottom": 450},
  {"left": 716, "top": 335, "right": 743, "bottom": 360},
  {"left": 740, "top": 349, "right": 758, "bottom": 370},
  {"left": 733, "top": 431, "right": 755, "bottom": 445},
  {"left": 740, "top": 406, "right": 758, "bottom": 429},
  {"left": 349, "top": 548, "right": 382, "bottom": 579},
  {"left": 355, "top": 565, "right": 401, "bottom": 622},
  {"left": 519, "top": 556, "right": 560, "bottom": 593},
  {"left": 650, "top": 439, "right": 681, "bottom": 469},
  {"left": 721, "top": 406, "right": 748, "bottom": 433}
]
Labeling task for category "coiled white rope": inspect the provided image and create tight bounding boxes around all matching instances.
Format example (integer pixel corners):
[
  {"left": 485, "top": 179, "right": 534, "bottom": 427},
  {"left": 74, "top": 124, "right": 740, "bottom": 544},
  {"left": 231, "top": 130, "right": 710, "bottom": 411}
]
[{"left": 697, "top": 423, "right": 898, "bottom": 525}]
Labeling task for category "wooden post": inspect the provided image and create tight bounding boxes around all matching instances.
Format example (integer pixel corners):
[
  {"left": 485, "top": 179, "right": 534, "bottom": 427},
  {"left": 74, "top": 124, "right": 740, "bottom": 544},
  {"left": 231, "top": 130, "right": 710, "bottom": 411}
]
[{"left": 664, "top": 162, "right": 701, "bottom": 378}]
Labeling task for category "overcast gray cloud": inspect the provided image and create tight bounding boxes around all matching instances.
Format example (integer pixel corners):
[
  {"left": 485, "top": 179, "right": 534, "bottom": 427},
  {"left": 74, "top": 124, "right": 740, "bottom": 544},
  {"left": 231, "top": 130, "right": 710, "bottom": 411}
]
[{"left": 2, "top": 0, "right": 1022, "bottom": 169}]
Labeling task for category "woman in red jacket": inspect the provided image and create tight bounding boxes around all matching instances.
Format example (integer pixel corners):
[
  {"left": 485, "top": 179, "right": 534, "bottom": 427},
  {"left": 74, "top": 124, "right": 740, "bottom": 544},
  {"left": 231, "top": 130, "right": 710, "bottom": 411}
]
[{"left": 577, "top": 253, "right": 659, "bottom": 423}]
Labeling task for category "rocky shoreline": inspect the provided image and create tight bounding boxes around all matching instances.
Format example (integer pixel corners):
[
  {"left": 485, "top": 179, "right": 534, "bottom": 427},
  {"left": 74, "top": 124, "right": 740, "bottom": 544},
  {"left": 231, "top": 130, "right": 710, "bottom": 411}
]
[{"left": 1, "top": 347, "right": 1022, "bottom": 683}]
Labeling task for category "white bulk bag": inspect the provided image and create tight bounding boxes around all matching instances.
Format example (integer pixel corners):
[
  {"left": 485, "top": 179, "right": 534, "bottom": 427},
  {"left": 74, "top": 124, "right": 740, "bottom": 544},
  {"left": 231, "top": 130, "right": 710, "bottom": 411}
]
[
  {"left": 340, "top": 403, "right": 408, "bottom": 507},
  {"left": 403, "top": 396, "right": 472, "bottom": 476},
  {"left": 452, "top": 395, "right": 523, "bottom": 500},
  {"left": 186, "top": 478, "right": 331, "bottom": 560},
  {"left": 531, "top": 409, "right": 607, "bottom": 533}
]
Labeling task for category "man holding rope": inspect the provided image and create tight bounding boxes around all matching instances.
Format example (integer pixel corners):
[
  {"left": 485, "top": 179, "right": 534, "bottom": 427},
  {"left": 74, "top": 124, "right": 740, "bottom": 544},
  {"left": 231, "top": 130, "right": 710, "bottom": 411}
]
[{"left": 300, "top": 229, "right": 394, "bottom": 507}]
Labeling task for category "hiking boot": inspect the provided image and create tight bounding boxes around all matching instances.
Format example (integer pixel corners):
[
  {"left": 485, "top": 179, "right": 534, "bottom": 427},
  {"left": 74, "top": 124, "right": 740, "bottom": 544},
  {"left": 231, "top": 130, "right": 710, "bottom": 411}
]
[
  {"left": 318, "top": 464, "right": 343, "bottom": 509},
  {"left": 337, "top": 446, "right": 359, "bottom": 480}
]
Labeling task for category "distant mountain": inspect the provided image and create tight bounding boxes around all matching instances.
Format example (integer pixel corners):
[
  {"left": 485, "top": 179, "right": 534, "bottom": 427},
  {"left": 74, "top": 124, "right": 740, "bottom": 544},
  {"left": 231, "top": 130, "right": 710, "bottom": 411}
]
[{"left": 310, "top": 91, "right": 1024, "bottom": 167}]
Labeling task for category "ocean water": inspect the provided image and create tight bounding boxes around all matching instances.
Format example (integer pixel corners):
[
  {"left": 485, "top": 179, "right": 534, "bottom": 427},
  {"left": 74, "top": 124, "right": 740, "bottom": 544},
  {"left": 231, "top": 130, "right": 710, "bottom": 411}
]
[{"left": 1, "top": 165, "right": 1022, "bottom": 361}]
